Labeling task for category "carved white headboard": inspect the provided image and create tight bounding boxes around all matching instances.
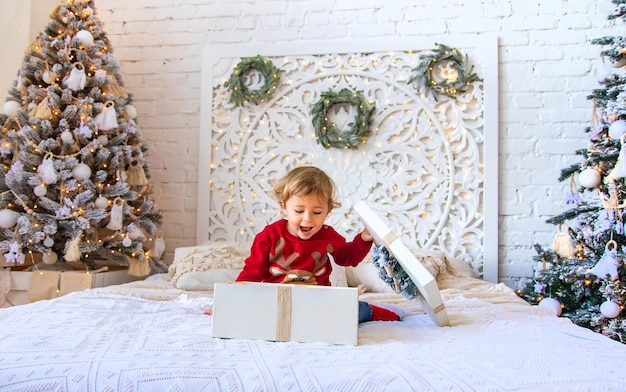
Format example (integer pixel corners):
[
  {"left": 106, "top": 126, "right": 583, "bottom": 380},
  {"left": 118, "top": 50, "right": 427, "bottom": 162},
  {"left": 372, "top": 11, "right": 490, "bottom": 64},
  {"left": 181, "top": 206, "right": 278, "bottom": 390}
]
[{"left": 198, "top": 37, "right": 499, "bottom": 282}]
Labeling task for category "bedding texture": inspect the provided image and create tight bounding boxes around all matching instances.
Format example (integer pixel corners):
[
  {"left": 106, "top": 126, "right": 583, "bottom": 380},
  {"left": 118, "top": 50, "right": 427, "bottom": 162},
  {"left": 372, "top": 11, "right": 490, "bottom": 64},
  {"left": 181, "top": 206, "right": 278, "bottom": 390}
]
[{"left": 1, "top": 254, "right": 626, "bottom": 391}]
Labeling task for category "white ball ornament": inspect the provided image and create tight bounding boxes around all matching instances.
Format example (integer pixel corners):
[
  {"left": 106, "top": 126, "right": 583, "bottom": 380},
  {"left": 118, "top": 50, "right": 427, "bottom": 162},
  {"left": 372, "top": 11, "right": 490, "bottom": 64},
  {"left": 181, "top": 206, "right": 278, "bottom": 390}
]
[
  {"left": 124, "top": 104, "right": 137, "bottom": 120},
  {"left": 578, "top": 168, "right": 601, "bottom": 189},
  {"left": 97, "top": 135, "right": 109, "bottom": 146},
  {"left": 60, "top": 130, "right": 74, "bottom": 143},
  {"left": 72, "top": 163, "right": 92, "bottom": 181},
  {"left": 609, "top": 119, "right": 626, "bottom": 139},
  {"left": 43, "top": 237, "right": 54, "bottom": 247},
  {"left": 42, "top": 70, "right": 58, "bottom": 85},
  {"left": 3, "top": 100, "right": 21, "bottom": 116},
  {"left": 600, "top": 300, "right": 621, "bottom": 318},
  {"left": 34, "top": 184, "right": 47, "bottom": 197},
  {"left": 42, "top": 252, "right": 58, "bottom": 265},
  {"left": 538, "top": 297, "right": 562, "bottom": 316},
  {"left": 0, "top": 209, "right": 18, "bottom": 229},
  {"left": 122, "top": 237, "right": 132, "bottom": 247},
  {"left": 95, "top": 196, "right": 109, "bottom": 209},
  {"left": 75, "top": 29, "right": 94, "bottom": 47}
]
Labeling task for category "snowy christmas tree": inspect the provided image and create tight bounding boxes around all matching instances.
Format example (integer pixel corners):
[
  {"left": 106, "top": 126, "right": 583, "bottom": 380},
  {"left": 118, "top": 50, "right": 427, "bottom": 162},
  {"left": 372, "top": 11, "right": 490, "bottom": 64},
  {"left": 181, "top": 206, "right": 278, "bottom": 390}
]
[
  {"left": 0, "top": 0, "right": 166, "bottom": 276},
  {"left": 520, "top": 0, "right": 626, "bottom": 343}
]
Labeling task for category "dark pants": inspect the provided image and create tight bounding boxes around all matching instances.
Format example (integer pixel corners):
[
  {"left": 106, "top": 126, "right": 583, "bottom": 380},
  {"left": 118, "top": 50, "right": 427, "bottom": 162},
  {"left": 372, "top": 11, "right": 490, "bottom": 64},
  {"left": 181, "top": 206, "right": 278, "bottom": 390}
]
[{"left": 358, "top": 300, "right": 372, "bottom": 323}]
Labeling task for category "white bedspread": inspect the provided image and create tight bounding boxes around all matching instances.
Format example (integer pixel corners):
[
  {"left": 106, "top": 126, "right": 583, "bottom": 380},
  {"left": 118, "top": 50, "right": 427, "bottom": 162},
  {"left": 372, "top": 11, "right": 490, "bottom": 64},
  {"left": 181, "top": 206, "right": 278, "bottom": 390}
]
[{"left": 1, "top": 274, "right": 626, "bottom": 391}]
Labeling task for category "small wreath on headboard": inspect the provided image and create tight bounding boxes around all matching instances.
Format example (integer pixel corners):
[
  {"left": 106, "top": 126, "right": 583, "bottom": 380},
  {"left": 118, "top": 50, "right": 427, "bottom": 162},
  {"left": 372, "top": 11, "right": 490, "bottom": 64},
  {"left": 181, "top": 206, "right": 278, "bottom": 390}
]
[
  {"left": 224, "top": 55, "right": 281, "bottom": 106},
  {"left": 408, "top": 43, "right": 481, "bottom": 98},
  {"left": 371, "top": 245, "right": 418, "bottom": 300},
  {"left": 311, "top": 88, "right": 375, "bottom": 149}
]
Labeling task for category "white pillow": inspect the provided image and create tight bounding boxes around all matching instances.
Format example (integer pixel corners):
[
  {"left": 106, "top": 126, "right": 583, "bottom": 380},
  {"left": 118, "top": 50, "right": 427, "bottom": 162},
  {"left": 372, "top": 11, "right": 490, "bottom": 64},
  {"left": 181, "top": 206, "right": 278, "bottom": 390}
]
[
  {"left": 168, "top": 243, "right": 248, "bottom": 290},
  {"left": 345, "top": 256, "right": 394, "bottom": 293}
]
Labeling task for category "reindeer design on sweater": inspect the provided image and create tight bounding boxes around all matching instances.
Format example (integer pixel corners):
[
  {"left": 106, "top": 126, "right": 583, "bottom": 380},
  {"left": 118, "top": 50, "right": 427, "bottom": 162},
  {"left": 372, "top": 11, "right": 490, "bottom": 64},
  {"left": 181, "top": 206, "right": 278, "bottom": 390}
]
[{"left": 268, "top": 238, "right": 332, "bottom": 284}]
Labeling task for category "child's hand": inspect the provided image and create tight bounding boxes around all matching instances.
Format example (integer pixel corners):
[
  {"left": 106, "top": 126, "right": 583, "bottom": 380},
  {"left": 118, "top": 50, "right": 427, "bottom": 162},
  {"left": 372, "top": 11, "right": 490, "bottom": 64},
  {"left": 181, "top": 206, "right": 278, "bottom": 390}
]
[{"left": 360, "top": 229, "right": 374, "bottom": 242}]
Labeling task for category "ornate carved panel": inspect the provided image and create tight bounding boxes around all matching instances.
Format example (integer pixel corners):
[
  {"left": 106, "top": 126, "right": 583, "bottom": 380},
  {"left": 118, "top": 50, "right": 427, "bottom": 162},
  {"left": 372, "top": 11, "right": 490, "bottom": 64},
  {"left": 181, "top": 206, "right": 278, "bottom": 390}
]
[{"left": 199, "top": 38, "right": 498, "bottom": 279}]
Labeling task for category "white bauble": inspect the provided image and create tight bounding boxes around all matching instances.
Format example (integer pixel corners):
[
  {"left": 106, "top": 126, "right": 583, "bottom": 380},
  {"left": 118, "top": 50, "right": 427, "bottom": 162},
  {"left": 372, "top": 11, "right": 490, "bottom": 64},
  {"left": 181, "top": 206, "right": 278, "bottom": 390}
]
[
  {"left": 42, "top": 251, "right": 58, "bottom": 265},
  {"left": 124, "top": 104, "right": 137, "bottom": 119},
  {"left": 538, "top": 297, "right": 562, "bottom": 316},
  {"left": 42, "top": 70, "right": 57, "bottom": 84},
  {"left": 95, "top": 196, "right": 109, "bottom": 209},
  {"left": 0, "top": 209, "right": 18, "bottom": 228},
  {"left": 60, "top": 130, "right": 74, "bottom": 143},
  {"left": 98, "top": 135, "right": 109, "bottom": 146},
  {"left": 43, "top": 237, "right": 54, "bottom": 247},
  {"left": 600, "top": 300, "right": 621, "bottom": 318},
  {"left": 609, "top": 119, "right": 626, "bottom": 139},
  {"left": 3, "top": 100, "right": 20, "bottom": 116},
  {"left": 578, "top": 168, "right": 601, "bottom": 188},
  {"left": 122, "top": 237, "right": 132, "bottom": 247},
  {"left": 75, "top": 29, "right": 94, "bottom": 47},
  {"left": 33, "top": 184, "right": 47, "bottom": 197},
  {"left": 72, "top": 163, "right": 92, "bottom": 180}
]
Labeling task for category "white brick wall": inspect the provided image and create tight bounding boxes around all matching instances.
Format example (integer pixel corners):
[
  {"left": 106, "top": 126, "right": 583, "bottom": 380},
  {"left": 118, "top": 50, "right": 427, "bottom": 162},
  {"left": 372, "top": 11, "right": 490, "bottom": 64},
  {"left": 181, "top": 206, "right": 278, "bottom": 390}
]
[{"left": 2, "top": 0, "right": 620, "bottom": 285}]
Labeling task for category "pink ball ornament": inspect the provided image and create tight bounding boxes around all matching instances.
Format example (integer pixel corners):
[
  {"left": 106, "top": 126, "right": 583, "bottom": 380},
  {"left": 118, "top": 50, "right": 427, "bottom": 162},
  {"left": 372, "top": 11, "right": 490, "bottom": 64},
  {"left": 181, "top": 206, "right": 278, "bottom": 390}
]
[
  {"left": 578, "top": 168, "right": 601, "bottom": 189},
  {"left": 538, "top": 297, "right": 562, "bottom": 316},
  {"left": 609, "top": 119, "right": 626, "bottom": 139},
  {"left": 600, "top": 300, "right": 621, "bottom": 318},
  {"left": 72, "top": 163, "right": 92, "bottom": 181}
]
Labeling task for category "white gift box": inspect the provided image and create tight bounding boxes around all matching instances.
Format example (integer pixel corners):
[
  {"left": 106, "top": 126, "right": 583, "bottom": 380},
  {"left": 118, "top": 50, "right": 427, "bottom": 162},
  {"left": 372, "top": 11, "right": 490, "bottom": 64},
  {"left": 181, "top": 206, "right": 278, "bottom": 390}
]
[
  {"left": 212, "top": 282, "right": 359, "bottom": 345},
  {"left": 354, "top": 201, "right": 450, "bottom": 327}
]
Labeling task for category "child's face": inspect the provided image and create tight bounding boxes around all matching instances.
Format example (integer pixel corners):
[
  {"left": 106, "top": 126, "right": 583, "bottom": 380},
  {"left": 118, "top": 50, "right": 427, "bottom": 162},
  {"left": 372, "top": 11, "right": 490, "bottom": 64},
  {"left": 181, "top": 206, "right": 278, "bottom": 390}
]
[{"left": 280, "top": 193, "right": 330, "bottom": 240}]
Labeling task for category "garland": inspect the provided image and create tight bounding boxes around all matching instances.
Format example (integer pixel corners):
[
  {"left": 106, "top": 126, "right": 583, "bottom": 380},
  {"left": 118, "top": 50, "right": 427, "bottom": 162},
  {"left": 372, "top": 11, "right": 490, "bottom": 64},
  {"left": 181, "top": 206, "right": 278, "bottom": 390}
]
[
  {"left": 311, "top": 88, "right": 375, "bottom": 149},
  {"left": 225, "top": 55, "right": 281, "bottom": 106},
  {"left": 408, "top": 43, "right": 481, "bottom": 98},
  {"left": 371, "top": 245, "right": 418, "bottom": 300}
]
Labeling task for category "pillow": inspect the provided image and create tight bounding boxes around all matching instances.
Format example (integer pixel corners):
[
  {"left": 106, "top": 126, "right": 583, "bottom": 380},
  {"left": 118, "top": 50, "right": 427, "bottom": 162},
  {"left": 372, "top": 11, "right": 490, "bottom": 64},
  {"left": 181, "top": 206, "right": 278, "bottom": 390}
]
[
  {"left": 167, "top": 243, "right": 248, "bottom": 290},
  {"left": 346, "top": 248, "right": 456, "bottom": 294},
  {"left": 345, "top": 256, "right": 395, "bottom": 293}
]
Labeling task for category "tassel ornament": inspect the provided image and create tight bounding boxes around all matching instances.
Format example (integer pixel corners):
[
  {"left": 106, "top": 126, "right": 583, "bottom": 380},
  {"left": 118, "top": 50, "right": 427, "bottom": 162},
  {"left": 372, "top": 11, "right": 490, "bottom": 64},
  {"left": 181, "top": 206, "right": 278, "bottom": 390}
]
[
  {"left": 64, "top": 231, "right": 82, "bottom": 262},
  {"left": 151, "top": 231, "right": 166, "bottom": 259},
  {"left": 126, "top": 159, "right": 148, "bottom": 186},
  {"left": 63, "top": 62, "right": 86, "bottom": 91},
  {"left": 128, "top": 257, "right": 150, "bottom": 277},
  {"left": 29, "top": 97, "right": 52, "bottom": 119},
  {"left": 551, "top": 223, "right": 576, "bottom": 258},
  {"left": 94, "top": 100, "right": 118, "bottom": 131},
  {"left": 37, "top": 153, "right": 58, "bottom": 184},
  {"left": 106, "top": 197, "right": 124, "bottom": 231},
  {"left": 590, "top": 240, "right": 620, "bottom": 280}
]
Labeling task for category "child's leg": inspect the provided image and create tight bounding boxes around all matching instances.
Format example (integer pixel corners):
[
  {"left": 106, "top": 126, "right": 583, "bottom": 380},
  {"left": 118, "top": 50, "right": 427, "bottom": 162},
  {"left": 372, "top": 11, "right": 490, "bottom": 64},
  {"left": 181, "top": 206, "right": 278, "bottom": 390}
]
[{"left": 358, "top": 301, "right": 399, "bottom": 323}]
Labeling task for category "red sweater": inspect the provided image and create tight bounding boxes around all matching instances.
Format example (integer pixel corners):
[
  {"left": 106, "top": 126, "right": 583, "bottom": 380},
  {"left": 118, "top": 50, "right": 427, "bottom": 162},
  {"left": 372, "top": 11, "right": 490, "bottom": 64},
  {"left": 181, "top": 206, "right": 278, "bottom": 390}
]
[{"left": 236, "top": 219, "right": 372, "bottom": 286}]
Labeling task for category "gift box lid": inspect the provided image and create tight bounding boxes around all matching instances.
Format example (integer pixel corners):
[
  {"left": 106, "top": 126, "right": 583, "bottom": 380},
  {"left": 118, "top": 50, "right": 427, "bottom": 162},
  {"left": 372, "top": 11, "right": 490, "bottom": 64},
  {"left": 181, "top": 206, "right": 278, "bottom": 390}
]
[
  {"left": 212, "top": 282, "right": 359, "bottom": 345},
  {"left": 354, "top": 201, "right": 450, "bottom": 327}
]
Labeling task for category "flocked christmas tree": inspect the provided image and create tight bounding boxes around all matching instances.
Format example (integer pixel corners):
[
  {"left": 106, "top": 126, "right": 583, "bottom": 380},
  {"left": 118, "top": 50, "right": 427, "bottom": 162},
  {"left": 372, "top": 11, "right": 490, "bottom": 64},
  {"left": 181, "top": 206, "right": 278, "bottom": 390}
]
[
  {"left": 0, "top": 0, "right": 167, "bottom": 276},
  {"left": 519, "top": 0, "right": 626, "bottom": 343}
]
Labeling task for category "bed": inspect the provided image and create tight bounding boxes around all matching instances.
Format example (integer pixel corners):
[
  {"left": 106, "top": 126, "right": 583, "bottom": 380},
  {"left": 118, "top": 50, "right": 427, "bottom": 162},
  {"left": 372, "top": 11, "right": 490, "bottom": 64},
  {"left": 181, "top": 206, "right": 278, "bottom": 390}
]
[{"left": 2, "top": 37, "right": 626, "bottom": 391}]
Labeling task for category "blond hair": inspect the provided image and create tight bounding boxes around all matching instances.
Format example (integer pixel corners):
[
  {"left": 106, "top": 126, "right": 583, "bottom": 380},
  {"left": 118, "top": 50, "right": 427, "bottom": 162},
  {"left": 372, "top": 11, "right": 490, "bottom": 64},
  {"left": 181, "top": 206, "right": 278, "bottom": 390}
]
[{"left": 273, "top": 166, "right": 341, "bottom": 210}]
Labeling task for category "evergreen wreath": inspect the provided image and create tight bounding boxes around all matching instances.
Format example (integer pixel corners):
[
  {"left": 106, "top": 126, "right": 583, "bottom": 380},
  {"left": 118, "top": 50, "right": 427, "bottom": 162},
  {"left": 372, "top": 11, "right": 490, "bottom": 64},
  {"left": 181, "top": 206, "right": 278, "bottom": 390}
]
[
  {"left": 311, "top": 88, "right": 375, "bottom": 149},
  {"left": 225, "top": 55, "right": 281, "bottom": 106},
  {"left": 371, "top": 244, "right": 419, "bottom": 300},
  {"left": 408, "top": 43, "right": 481, "bottom": 98}
]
